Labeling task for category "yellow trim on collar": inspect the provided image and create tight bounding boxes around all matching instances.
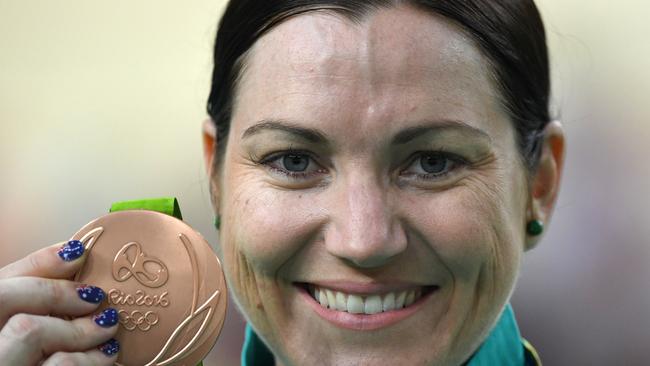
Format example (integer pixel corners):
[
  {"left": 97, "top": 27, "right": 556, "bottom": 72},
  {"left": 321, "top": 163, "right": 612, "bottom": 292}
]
[{"left": 523, "top": 339, "right": 542, "bottom": 366}]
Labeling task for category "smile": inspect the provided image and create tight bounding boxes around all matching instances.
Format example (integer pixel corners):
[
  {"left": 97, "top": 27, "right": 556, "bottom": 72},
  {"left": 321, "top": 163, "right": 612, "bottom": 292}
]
[
  {"left": 297, "top": 283, "right": 439, "bottom": 331},
  {"left": 309, "top": 285, "right": 426, "bottom": 314}
]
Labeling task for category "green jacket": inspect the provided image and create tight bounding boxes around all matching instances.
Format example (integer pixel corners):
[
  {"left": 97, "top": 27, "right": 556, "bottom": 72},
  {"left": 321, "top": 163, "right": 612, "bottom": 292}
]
[{"left": 241, "top": 303, "right": 541, "bottom": 366}]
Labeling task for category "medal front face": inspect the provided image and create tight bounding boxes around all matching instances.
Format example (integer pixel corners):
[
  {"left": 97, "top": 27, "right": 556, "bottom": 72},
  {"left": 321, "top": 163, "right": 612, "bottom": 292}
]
[{"left": 71, "top": 210, "right": 227, "bottom": 366}]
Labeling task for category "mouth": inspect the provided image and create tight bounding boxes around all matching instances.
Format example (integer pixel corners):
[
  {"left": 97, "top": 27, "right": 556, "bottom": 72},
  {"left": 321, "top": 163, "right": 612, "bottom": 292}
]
[{"left": 295, "top": 282, "right": 439, "bottom": 330}]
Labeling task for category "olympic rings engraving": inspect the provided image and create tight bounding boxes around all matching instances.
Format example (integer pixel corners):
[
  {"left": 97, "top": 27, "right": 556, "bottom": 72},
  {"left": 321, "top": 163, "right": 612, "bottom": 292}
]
[
  {"left": 118, "top": 310, "right": 160, "bottom": 331},
  {"left": 112, "top": 242, "right": 169, "bottom": 288}
]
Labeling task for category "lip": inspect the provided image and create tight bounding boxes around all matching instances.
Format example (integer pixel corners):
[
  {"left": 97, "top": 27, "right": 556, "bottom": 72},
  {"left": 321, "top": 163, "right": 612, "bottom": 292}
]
[
  {"left": 307, "top": 280, "right": 429, "bottom": 295},
  {"left": 295, "top": 282, "right": 438, "bottom": 331}
]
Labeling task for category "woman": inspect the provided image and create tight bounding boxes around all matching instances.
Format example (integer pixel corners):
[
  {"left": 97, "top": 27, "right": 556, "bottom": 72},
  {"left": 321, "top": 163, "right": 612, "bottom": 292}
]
[{"left": 0, "top": 0, "right": 564, "bottom": 365}]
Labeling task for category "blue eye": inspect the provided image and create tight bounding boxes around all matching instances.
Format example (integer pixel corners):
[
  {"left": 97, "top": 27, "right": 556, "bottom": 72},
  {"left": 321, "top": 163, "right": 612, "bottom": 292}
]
[
  {"left": 402, "top": 152, "right": 466, "bottom": 181},
  {"left": 282, "top": 153, "right": 309, "bottom": 172},
  {"left": 255, "top": 150, "right": 466, "bottom": 184},
  {"left": 420, "top": 153, "right": 450, "bottom": 174},
  {"left": 258, "top": 150, "right": 325, "bottom": 180}
]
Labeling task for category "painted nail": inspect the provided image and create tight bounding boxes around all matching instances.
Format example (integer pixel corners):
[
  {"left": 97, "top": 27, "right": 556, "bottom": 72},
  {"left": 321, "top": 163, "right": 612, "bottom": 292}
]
[
  {"left": 93, "top": 308, "right": 118, "bottom": 327},
  {"left": 98, "top": 338, "right": 120, "bottom": 356},
  {"left": 57, "top": 240, "right": 84, "bottom": 261},
  {"left": 76, "top": 284, "right": 105, "bottom": 304}
]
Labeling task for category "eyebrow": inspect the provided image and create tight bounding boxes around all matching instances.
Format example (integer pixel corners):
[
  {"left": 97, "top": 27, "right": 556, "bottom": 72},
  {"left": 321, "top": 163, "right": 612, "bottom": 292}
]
[
  {"left": 242, "top": 120, "right": 327, "bottom": 143},
  {"left": 391, "top": 120, "right": 491, "bottom": 145},
  {"left": 241, "top": 119, "right": 491, "bottom": 145}
]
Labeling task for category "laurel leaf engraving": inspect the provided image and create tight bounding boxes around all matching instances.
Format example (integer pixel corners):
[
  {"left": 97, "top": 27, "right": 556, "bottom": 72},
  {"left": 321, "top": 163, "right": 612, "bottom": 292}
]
[
  {"left": 146, "top": 290, "right": 220, "bottom": 366},
  {"left": 79, "top": 226, "right": 104, "bottom": 251},
  {"left": 72, "top": 227, "right": 104, "bottom": 283},
  {"left": 143, "top": 233, "right": 220, "bottom": 366}
]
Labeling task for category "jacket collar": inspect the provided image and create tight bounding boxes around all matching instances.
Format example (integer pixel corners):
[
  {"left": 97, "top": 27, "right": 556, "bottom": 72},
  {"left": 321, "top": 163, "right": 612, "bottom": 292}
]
[{"left": 465, "top": 304, "right": 524, "bottom": 365}]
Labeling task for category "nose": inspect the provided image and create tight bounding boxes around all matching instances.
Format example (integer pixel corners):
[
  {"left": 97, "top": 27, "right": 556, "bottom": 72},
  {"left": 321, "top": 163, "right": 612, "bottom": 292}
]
[{"left": 324, "top": 172, "right": 408, "bottom": 268}]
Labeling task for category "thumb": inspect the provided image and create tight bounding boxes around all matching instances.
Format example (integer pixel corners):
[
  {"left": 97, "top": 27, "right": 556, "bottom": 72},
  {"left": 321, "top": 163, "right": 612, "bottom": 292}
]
[{"left": 0, "top": 241, "right": 88, "bottom": 280}]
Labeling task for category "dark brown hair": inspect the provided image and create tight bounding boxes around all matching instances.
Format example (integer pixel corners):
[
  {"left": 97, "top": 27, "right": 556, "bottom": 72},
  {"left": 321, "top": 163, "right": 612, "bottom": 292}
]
[{"left": 207, "top": 0, "right": 550, "bottom": 172}]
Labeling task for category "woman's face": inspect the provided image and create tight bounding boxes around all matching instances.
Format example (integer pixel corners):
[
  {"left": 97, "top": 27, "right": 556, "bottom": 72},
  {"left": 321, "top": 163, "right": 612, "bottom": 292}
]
[{"left": 215, "top": 5, "right": 529, "bottom": 366}]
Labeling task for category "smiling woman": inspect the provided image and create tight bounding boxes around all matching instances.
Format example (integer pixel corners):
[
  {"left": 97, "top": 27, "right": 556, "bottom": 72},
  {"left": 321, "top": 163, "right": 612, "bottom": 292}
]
[
  {"left": 0, "top": 0, "right": 564, "bottom": 365},
  {"left": 200, "top": 0, "right": 564, "bottom": 365}
]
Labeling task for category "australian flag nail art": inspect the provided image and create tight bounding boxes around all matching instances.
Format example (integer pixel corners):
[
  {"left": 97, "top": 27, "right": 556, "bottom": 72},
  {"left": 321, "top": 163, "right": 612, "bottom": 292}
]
[
  {"left": 98, "top": 338, "right": 120, "bottom": 356},
  {"left": 76, "top": 285, "right": 105, "bottom": 304},
  {"left": 57, "top": 240, "right": 84, "bottom": 261},
  {"left": 93, "top": 308, "right": 118, "bottom": 327}
]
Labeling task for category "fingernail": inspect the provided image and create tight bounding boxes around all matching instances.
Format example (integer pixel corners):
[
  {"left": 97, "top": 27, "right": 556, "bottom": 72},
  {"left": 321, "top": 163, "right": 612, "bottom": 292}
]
[
  {"left": 57, "top": 240, "right": 84, "bottom": 261},
  {"left": 93, "top": 308, "right": 118, "bottom": 327},
  {"left": 76, "top": 285, "right": 105, "bottom": 304},
  {"left": 98, "top": 338, "right": 120, "bottom": 356}
]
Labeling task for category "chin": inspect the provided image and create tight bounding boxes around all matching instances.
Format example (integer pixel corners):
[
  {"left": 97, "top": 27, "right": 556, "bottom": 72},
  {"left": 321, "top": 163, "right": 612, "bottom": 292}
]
[{"left": 249, "top": 282, "right": 495, "bottom": 366}]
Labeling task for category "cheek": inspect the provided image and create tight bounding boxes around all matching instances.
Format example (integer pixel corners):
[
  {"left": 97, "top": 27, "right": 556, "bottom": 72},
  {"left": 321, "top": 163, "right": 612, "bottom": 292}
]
[
  {"left": 457, "top": 173, "right": 525, "bottom": 296},
  {"left": 408, "top": 174, "right": 525, "bottom": 293},
  {"left": 228, "top": 184, "right": 323, "bottom": 272},
  {"left": 218, "top": 172, "right": 327, "bottom": 313}
]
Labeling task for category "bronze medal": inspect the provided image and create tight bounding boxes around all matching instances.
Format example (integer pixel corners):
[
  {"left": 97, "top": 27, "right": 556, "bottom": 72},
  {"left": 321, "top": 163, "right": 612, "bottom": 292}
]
[{"left": 71, "top": 210, "right": 227, "bottom": 366}]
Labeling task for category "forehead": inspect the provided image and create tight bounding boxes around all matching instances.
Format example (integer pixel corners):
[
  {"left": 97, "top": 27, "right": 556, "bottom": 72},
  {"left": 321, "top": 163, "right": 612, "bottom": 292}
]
[{"left": 232, "top": 4, "right": 507, "bottom": 146}]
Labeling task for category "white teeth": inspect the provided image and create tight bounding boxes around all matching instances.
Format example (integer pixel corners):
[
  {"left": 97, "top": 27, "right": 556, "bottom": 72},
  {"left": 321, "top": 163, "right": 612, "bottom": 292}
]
[
  {"left": 405, "top": 290, "right": 415, "bottom": 307},
  {"left": 382, "top": 292, "right": 395, "bottom": 312},
  {"left": 326, "top": 290, "right": 336, "bottom": 309},
  {"left": 395, "top": 291, "right": 406, "bottom": 308},
  {"left": 347, "top": 295, "right": 364, "bottom": 314},
  {"left": 318, "top": 289, "right": 329, "bottom": 308},
  {"left": 335, "top": 292, "right": 347, "bottom": 311},
  {"left": 310, "top": 286, "right": 426, "bottom": 314},
  {"left": 364, "top": 295, "right": 383, "bottom": 314}
]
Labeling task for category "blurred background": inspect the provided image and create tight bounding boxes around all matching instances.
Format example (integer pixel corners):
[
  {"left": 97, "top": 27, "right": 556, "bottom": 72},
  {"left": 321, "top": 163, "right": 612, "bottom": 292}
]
[{"left": 0, "top": 0, "right": 647, "bottom": 364}]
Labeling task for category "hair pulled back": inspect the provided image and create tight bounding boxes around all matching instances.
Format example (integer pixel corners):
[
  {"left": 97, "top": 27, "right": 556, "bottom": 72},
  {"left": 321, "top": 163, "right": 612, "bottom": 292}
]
[{"left": 207, "top": 0, "right": 550, "bottom": 173}]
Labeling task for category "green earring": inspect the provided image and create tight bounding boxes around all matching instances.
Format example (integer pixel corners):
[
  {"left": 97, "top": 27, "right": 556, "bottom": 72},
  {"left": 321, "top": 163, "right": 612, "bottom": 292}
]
[
  {"left": 526, "top": 219, "right": 543, "bottom": 236},
  {"left": 214, "top": 215, "right": 221, "bottom": 230}
]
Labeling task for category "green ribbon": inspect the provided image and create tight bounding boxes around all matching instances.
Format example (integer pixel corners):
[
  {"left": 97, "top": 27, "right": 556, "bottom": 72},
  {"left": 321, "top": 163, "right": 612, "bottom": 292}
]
[
  {"left": 110, "top": 197, "right": 182, "bottom": 219},
  {"left": 109, "top": 197, "right": 202, "bottom": 366}
]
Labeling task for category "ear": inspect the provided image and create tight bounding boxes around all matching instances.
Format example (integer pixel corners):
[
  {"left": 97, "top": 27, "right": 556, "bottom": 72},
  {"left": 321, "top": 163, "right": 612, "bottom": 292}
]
[
  {"left": 202, "top": 118, "right": 220, "bottom": 213},
  {"left": 525, "top": 120, "right": 566, "bottom": 251}
]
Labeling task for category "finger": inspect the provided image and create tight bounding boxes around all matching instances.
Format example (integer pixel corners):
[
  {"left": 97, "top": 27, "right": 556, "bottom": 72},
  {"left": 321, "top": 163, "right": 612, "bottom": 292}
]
[
  {"left": 0, "top": 277, "right": 105, "bottom": 325},
  {"left": 0, "top": 309, "right": 118, "bottom": 365},
  {"left": 0, "top": 241, "right": 87, "bottom": 280},
  {"left": 42, "top": 344, "right": 119, "bottom": 366}
]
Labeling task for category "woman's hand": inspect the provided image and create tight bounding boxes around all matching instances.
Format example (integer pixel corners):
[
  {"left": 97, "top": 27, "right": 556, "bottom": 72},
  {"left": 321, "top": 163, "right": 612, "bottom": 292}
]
[{"left": 0, "top": 241, "right": 119, "bottom": 365}]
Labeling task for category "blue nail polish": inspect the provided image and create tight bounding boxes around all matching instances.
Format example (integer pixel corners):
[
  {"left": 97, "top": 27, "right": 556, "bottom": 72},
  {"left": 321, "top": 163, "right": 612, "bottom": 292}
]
[
  {"left": 76, "top": 285, "right": 105, "bottom": 304},
  {"left": 98, "top": 338, "right": 120, "bottom": 356},
  {"left": 93, "top": 308, "right": 118, "bottom": 327},
  {"left": 57, "top": 240, "right": 84, "bottom": 261}
]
